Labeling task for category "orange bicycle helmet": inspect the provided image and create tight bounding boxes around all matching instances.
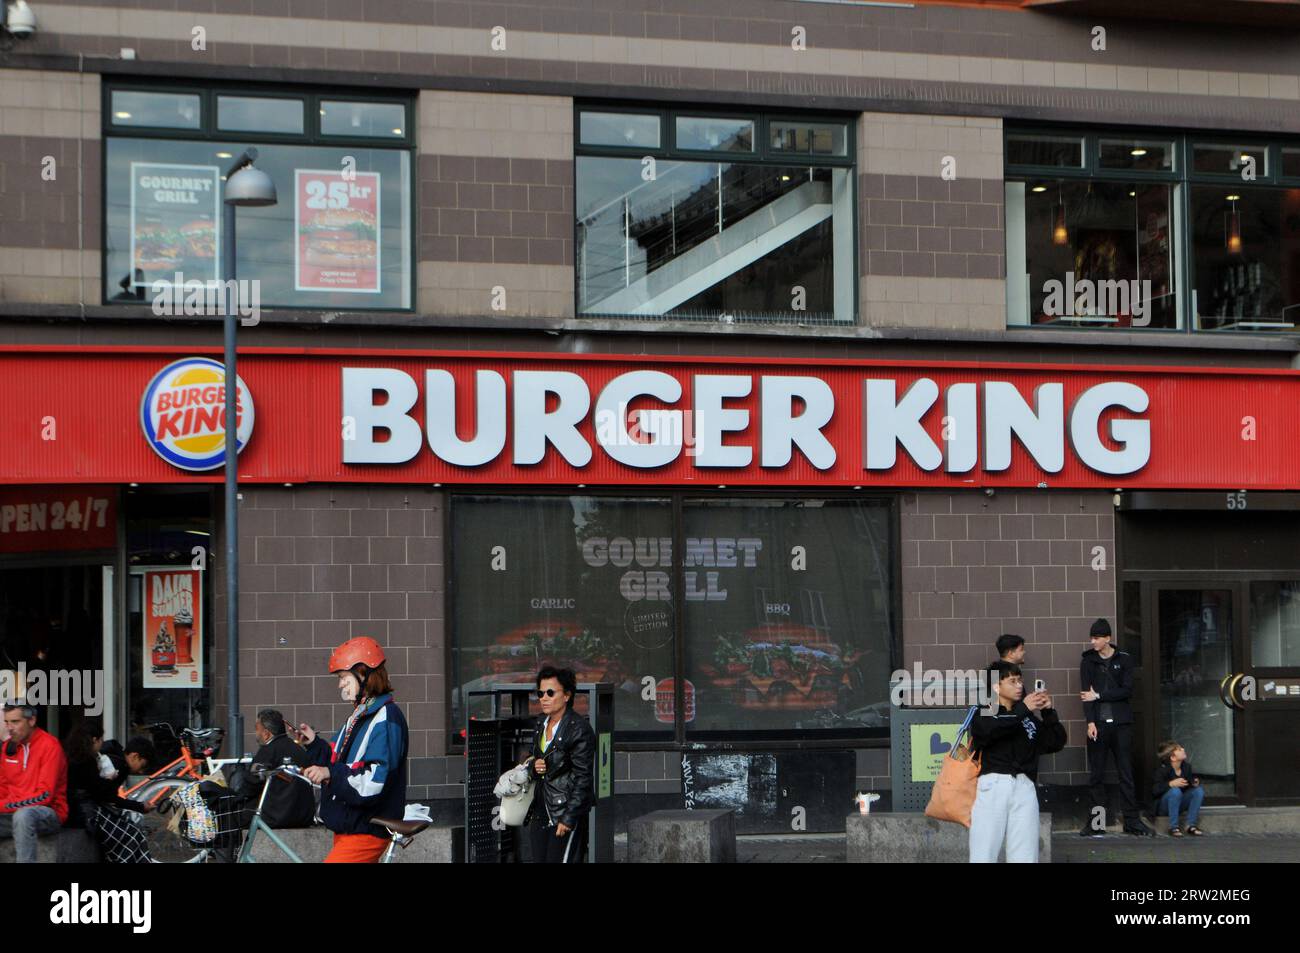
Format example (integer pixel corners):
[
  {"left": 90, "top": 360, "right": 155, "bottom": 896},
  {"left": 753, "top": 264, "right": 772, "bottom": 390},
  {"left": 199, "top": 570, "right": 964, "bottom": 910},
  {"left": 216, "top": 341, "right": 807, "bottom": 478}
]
[{"left": 329, "top": 636, "right": 386, "bottom": 673}]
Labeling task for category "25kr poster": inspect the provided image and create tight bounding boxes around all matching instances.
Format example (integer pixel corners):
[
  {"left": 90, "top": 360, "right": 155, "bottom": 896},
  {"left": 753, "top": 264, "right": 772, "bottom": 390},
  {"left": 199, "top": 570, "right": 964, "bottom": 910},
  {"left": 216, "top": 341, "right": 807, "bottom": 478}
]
[{"left": 294, "top": 169, "right": 381, "bottom": 293}]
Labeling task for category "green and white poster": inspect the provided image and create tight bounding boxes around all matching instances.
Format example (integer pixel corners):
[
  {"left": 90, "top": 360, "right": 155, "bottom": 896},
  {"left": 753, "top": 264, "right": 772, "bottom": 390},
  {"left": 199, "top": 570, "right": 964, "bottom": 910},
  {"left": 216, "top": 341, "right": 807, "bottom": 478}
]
[
  {"left": 909, "top": 722, "right": 963, "bottom": 783},
  {"left": 598, "top": 732, "right": 612, "bottom": 799}
]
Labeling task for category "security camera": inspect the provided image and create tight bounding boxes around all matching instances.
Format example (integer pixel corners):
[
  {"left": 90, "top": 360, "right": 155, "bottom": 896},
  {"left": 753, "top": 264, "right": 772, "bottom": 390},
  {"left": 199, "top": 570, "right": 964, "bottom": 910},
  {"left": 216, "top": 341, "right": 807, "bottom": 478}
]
[{"left": 5, "top": 1, "right": 37, "bottom": 39}]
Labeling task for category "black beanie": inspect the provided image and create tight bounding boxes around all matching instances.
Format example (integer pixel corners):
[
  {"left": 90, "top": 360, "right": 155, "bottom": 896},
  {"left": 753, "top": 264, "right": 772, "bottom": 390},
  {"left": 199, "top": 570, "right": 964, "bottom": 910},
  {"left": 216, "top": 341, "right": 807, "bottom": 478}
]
[{"left": 1090, "top": 618, "right": 1112, "bottom": 638}]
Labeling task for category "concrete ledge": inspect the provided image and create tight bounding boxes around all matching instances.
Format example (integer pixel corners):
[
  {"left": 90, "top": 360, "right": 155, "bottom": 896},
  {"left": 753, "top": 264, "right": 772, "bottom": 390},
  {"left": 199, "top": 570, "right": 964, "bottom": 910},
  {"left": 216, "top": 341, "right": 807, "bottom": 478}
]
[
  {"left": 0, "top": 827, "right": 99, "bottom": 864},
  {"left": 1179, "top": 806, "right": 1300, "bottom": 835},
  {"left": 244, "top": 824, "right": 464, "bottom": 863},
  {"left": 627, "top": 809, "right": 736, "bottom": 863},
  {"left": 846, "top": 812, "right": 1052, "bottom": 863}
]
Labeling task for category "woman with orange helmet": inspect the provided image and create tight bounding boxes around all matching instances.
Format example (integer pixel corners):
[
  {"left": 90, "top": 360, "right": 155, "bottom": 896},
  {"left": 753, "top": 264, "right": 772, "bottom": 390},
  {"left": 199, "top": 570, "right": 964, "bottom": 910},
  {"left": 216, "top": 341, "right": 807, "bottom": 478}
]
[{"left": 299, "top": 636, "right": 409, "bottom": 863}]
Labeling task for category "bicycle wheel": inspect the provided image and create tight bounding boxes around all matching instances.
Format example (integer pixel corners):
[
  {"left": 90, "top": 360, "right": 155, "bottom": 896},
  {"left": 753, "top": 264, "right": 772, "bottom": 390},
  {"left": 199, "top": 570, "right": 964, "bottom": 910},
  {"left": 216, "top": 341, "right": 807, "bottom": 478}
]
[{"left": 136, "top": 776, "right": 192, "bottom": 812}]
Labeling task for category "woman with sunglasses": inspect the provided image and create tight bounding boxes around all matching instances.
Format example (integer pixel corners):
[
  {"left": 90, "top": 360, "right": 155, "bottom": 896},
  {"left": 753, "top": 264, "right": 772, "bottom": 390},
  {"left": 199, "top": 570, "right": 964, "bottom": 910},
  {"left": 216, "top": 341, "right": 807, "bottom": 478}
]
[{"left": 526, "top": 665, "right": 595, "bottom": 863}]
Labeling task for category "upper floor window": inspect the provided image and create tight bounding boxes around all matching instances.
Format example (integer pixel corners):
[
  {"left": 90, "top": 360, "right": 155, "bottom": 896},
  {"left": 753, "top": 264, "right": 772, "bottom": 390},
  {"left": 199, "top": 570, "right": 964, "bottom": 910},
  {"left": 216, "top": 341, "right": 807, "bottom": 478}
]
[
  {"left": 576, "top": 107, "right": 856, "bottom": 325},
  {"left": 104, "top": 83, "right": 413, "bottom": 312},
  {"left": 1007, "top": 129, "right": 1300, "bottom": 333}
]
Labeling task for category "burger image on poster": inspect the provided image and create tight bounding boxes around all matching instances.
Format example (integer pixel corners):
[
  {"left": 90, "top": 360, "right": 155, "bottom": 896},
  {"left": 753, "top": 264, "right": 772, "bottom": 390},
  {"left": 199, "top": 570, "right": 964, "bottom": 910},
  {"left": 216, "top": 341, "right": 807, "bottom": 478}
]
[
  {"left": 302, "top": 207, "right": 377, "bottom": 268},
  {"left": 140, "top": 357, "right": 255, "bottom": 471}
]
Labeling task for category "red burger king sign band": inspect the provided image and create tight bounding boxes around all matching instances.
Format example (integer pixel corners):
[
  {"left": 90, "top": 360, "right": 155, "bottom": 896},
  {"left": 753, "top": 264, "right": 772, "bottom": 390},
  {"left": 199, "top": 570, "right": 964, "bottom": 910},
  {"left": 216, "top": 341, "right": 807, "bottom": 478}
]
[{"left": 295, "top": 169, "right": 381, "bottom": 293}]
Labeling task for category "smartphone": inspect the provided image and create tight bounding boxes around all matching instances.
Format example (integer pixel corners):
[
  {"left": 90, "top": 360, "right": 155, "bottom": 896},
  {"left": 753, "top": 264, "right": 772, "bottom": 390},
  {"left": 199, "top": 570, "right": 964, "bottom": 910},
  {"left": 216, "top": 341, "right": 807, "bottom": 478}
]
[{"left": 1034, "top": 679, "right": 1045, "bottom": 694}]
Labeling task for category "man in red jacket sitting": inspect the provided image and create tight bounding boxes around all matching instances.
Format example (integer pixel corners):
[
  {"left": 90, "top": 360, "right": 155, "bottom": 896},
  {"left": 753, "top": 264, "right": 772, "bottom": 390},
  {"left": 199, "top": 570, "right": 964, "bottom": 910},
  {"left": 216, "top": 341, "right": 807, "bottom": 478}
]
[{"left": 0, "top": 704, "right": 68, "bottom": 862}]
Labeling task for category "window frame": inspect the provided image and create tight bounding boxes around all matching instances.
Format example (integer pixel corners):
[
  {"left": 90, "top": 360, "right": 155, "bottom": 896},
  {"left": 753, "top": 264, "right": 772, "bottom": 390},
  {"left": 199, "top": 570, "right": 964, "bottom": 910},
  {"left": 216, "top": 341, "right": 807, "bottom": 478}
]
[
  {"left": 215, "top": 92, "right": 308, "bottom": 139},
  {"left": 444, "top": 487, "right": 901, "bottom": 753},
  {"left": 108, "top": 88, "right": 204, "bottom": 135},
  {"left": 574, "top": 102, "right": 858, "bottom": 326},
  {"left": 102, "top": 80, "right": 416, "bottom": 312},
  {"left": 575, "top": 104, "right": 855, "bottom": 168},
  {"left": 1006, "top": 124, "right": 1300, "bottom": 335}
]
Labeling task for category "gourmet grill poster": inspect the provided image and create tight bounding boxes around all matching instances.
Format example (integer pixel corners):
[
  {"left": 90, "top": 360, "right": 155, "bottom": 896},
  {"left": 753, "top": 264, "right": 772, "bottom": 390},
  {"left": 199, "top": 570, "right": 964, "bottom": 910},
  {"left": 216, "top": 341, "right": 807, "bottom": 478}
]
[{"left": 129, "top": 163, "right": 220, "bottom": 289}]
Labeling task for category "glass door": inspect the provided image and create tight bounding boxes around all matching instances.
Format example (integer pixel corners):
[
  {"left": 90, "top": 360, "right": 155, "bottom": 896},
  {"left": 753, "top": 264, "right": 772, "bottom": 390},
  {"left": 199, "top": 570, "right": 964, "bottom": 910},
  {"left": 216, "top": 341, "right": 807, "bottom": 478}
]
[
  {"left": 1153, "top": 586, "right": 1238, "bottom": 799},
  {"left": 1244, "top": 580, "right": 1300, "bottom": 804}
]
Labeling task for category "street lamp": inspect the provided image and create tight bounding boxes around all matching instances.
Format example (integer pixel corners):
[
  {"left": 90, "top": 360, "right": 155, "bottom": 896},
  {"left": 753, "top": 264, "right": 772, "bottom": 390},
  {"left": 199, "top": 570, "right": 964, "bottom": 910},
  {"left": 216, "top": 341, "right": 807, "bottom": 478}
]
[{"left": 222, "top": 148, "right": 275, "bottom": 758}]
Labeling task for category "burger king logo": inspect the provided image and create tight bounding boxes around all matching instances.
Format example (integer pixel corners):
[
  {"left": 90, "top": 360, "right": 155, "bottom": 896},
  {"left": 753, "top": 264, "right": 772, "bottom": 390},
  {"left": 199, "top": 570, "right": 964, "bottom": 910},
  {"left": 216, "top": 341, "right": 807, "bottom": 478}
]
[{"left": 140, "top": 358, "right": 255, "bottom": 471}]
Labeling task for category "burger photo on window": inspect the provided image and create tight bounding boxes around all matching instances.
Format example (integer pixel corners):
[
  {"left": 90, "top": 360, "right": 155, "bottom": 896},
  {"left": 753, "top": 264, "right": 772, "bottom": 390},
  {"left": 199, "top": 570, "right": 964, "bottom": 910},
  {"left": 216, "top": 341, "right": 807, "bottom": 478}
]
[
  {"left": 179, "top": 219, "right": 216, "bottom": 259},
  {"left": 302, "top": 207, "right": 378, "bottom": 268},
  {"left": 134, "top": 224, "right": 184, "bottom": 274}
]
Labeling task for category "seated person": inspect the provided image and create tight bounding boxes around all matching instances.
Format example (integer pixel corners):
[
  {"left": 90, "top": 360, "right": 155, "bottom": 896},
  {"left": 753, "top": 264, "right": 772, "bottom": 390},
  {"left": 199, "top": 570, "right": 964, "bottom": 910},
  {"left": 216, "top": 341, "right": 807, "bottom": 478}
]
[
  {"left": 62, "top": 718, "right": 154, "bottom": 863},
  {"left": 248, "top": 709, "right": 317, "bottom": 828},
  {"left": 123, "top": 736, "right": 156, "bottom": 776},
  {"left": 0, "top": 704, "right": 68, "bottom": 863},
  {"left": 1151, "top": 740, "right": 1205, "bottom": 837}
]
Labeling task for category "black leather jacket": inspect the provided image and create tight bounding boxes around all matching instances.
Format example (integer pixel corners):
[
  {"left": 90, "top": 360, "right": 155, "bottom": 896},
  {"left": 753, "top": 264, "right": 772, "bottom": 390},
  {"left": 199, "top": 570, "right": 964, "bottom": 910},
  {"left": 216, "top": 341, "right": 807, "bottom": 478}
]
[{"left": 526, "top": 709, "right": 595, "bottom": 828}]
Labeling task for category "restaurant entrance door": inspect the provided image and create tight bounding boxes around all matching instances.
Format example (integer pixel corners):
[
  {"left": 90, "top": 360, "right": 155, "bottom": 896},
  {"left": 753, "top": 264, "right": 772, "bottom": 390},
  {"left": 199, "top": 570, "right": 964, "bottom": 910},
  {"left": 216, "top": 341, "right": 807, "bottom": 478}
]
[{"left": 1121, "top": 498, "right": 1300, "bottom": 807}]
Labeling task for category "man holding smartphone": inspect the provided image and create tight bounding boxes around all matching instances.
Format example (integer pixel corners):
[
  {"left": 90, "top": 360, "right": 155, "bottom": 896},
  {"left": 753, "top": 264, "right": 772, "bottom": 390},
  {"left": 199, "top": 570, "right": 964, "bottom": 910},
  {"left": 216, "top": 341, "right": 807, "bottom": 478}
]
[
  {"left": 969, "top": 661, "right": 1067, "bottom": 863},
  {"left": 1079, "top": 618, "right": 1151, "bottom": 838}
]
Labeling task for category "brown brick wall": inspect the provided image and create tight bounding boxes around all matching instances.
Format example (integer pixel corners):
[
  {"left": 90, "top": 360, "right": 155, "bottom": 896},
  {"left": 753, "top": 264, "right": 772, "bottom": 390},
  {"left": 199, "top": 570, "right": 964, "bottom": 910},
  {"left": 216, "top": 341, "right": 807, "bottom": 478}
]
[
  {"left": 900, "top": 489, "right": 1117, "bottom": 787},
  {"left": 210, "top": 484, "right": 462, "bottom": 800},
  {"left": 418, "top": 153, "right": 572, "bottom": 267},
  {"left": 860, "top": 173, "right": 1003, "bottom": 281},
  {"left": 0, "top": 70, "right": 101, "bottom": 304},
  {"left": 26, "top": 0, "right": 1300, "bottom": 78}
]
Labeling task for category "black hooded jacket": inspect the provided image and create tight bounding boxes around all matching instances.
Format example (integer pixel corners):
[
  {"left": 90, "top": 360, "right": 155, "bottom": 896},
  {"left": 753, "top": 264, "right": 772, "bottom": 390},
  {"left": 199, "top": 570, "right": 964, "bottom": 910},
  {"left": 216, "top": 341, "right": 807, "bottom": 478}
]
[
  {"left": 971, "top": 700, "right": 1067, "bottom": 782},
  {"left": 1080, "top": 648, "right": 1136, "bottom": 725}
]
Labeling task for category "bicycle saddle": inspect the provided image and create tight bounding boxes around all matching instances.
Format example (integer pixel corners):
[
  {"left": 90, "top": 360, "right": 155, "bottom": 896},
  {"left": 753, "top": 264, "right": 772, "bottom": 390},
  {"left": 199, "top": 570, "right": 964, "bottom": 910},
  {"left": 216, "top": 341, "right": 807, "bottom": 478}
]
[
  {"left": 372, "top": 817, "right": 430, "bottom": 836},
  {"left": 183, "top": 727, "right": 224, "bottom": 741}
]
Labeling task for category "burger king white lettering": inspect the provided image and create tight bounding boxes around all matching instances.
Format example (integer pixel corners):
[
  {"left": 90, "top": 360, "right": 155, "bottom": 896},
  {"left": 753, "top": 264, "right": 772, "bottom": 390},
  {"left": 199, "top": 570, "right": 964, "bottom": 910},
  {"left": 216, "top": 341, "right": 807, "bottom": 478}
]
[
  {"left": 340, "top": 367, "right": 836, "bottom": 471},
  {"left": 338, "top": 367, "right": 1151, "bottom": 477}
]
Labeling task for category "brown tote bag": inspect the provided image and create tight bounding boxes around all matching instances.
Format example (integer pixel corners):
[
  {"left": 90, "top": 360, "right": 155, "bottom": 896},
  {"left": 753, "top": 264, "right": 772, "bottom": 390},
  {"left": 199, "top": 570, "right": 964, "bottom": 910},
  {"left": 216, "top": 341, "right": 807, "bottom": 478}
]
[{"left": 924, "top": 706, "right": 981, "bottom": 828}]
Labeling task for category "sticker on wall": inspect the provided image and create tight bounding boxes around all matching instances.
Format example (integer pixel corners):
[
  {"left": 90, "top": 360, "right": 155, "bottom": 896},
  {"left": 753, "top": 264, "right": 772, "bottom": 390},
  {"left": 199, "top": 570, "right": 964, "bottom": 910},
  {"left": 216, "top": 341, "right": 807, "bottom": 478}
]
[
  {"left": 140, "top": 357, "right": 255, "bottom": 472},
  {"left": 295, "top": 169, "right": 381, "bottom": 293},
  {"left": 142, "top": 568, "right": 203, "bottom": 689},
  {"left": 129, "top": 162, "right": 220, "bottom": 289},
  {"left": 909, "top": 722, "right": 963, "bottom": 783}
]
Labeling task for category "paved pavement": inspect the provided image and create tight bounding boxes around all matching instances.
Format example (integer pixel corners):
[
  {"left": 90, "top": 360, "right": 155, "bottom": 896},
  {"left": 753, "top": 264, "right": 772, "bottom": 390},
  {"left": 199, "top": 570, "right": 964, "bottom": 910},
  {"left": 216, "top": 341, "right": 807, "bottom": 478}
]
[
  {"left": 613, "top": 831, "right": 1300, "bottom": 863},
  {"left": 1053, "top": 831, "right": 1300, "bottom": 863}
]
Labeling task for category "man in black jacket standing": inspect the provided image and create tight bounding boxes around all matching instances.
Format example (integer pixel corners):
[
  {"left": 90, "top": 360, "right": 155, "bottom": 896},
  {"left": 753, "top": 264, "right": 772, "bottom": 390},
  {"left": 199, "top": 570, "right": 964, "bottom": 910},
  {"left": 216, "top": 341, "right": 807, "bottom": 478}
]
[{"left": 1079, "top": 618, "right": 1151, "bottom": 837}]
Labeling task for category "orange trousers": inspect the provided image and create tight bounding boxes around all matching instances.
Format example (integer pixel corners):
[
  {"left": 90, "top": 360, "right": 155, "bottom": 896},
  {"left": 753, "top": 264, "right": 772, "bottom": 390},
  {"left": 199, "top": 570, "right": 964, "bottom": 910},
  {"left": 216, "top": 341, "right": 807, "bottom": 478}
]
[{"left": 324, "top": 832, "right": 388, "bottom": 863}]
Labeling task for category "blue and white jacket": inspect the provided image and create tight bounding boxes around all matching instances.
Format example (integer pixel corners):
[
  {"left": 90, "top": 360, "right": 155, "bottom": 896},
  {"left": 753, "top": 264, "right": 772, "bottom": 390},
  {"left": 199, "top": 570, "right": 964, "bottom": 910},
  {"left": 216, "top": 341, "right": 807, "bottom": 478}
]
[{"left": 307, "top": 693, "right": 408, "bottom": 836}]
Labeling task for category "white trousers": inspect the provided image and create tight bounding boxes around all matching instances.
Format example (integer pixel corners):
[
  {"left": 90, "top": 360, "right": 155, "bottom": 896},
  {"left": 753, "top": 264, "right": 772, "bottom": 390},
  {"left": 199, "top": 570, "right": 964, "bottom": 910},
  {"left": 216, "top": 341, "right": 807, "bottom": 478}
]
[{"left": 969, "top": 772, "right": 1040, "bottom": 863}]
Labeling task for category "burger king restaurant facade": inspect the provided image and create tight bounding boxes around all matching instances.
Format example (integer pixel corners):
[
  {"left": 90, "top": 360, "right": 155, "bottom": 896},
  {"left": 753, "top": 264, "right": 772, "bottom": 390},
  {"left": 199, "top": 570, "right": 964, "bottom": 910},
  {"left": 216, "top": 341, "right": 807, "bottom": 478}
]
[
  {"left": 3, "top": 344, "right": 1300, "bottom": 828},
  {"left": 8, "top": 0, "right": 1300, "bottom": 832}
]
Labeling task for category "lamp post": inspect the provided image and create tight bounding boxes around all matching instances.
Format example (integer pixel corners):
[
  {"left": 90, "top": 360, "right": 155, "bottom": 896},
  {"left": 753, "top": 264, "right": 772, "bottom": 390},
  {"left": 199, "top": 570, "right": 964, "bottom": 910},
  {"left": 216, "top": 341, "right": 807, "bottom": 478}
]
[{"left": 222, "top": 148, "right": 276, "bottom": 758}]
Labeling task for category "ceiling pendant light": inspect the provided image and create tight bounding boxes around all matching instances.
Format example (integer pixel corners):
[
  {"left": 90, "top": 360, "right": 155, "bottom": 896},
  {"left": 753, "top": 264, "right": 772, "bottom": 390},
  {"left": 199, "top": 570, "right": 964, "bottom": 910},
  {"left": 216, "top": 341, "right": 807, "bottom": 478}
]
[
  {"left": 1052, "top": 185, "right": 1068, "bottom": 246},
  {"left": 1227, "top": 199, "right": 1242, "bottom": 254}
]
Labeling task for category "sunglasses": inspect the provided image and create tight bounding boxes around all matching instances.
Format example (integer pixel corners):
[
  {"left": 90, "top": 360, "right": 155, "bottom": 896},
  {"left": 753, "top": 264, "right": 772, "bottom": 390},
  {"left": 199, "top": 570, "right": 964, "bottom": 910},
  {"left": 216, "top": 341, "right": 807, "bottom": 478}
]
[{"left": 536, "top": 689, "right": 560, "bottom": 698}]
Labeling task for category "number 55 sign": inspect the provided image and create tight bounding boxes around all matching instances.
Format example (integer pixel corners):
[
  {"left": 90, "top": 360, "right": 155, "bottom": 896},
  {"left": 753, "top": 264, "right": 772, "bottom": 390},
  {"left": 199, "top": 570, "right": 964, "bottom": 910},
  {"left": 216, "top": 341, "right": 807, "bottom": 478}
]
[{"left": 294, "top": 169, "right": 381, "bottom": 293}]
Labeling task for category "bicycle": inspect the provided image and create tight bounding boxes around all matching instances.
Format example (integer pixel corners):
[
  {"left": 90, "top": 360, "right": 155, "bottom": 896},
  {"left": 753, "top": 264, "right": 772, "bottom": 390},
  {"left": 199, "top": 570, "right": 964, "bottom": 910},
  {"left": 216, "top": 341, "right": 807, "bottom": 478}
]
[
  {"left": 119, "top": 723, "right": 226, "bottom": 811},
  {"left": 234, "top": 762, "right": 430, "bottom": 863}
]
